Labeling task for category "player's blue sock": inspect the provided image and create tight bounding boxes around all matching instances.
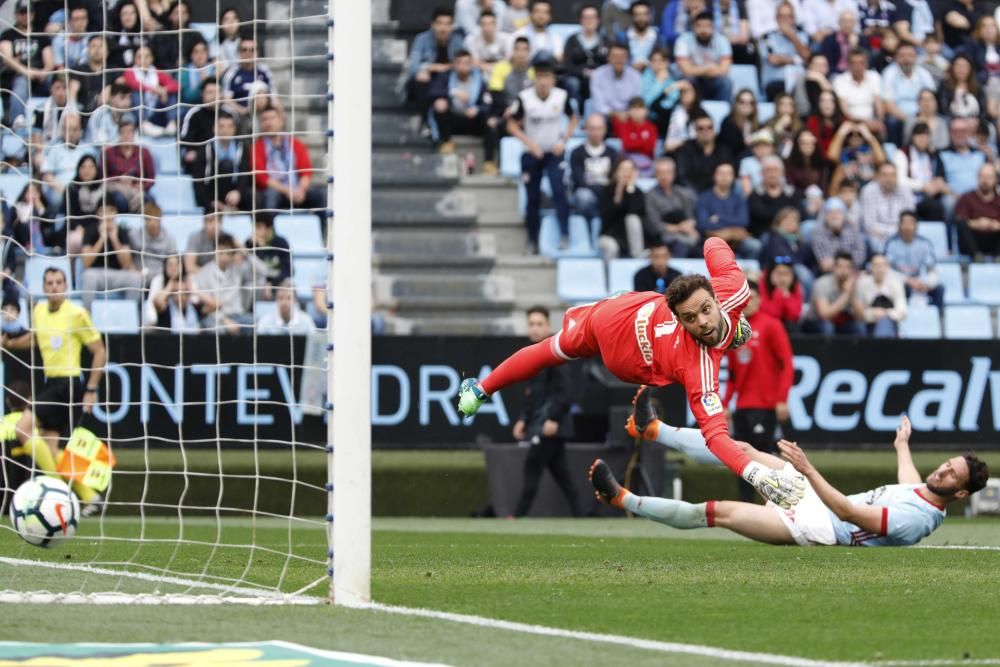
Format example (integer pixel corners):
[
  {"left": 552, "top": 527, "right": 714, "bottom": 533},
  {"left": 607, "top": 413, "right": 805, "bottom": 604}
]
[
  {"left": 621, "top": 493, "right": 710, "bottom": 529},
  {"left": 651, "top": 422, "right": 723, "bottom": 466}
]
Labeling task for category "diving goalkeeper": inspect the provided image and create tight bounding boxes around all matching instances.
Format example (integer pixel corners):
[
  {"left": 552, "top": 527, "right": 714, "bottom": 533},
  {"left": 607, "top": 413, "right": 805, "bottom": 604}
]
[
  {"left": 592, "top": 404, "right": 989, "bottom": 546},
  {"left": 458, "top": 237, "right": 806, "bottom": 508}
]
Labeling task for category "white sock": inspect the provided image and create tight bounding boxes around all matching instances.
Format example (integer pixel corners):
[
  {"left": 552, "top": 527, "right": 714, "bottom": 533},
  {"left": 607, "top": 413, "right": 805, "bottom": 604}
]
[
  {"left": 651, "top": 422, "right": 723, "bottom": 466},
  {"left": 622, "top": 492, "right": 710, "bottom": 529}
]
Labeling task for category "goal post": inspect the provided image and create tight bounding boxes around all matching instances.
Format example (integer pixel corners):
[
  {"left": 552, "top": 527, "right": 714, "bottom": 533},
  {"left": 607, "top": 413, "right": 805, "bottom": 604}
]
[{"left": 330, "top": 0, "right": 372, "bottom": 606}]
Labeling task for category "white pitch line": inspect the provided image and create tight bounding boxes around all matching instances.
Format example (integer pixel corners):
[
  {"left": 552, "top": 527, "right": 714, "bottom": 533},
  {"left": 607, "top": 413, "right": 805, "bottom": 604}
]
[
  {"left": 0, "top": 557, "right": 322, "bottom": 605},
  {"left": 915, "top": 545, "right": 1000, "bottom": 552},
  {"left": 875, "top": 660, "right": 1000, "bottom": 666},
  {"left": 361, "top": 602, "right": 868, "bottom": 667}
]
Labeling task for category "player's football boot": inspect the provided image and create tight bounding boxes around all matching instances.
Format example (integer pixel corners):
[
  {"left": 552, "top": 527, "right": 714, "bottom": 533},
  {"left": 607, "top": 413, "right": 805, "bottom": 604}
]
[
  {"left": 80, "top": 493, "right": 104, "bottom": 518},
  {"left": 457, "top": 378, "right": 488, "bottom": 417},
  {"left": 746, "top": 466, "right": 806, "bottom": 509},
  {"left": 728, "top": 313, "right": 752, "bottom": 350},
  {"left": 625, "top": 385, "right": 660, "bottom": 441},
  {"left": 589, "top": 459, "right": 626, "bottom": 508}
]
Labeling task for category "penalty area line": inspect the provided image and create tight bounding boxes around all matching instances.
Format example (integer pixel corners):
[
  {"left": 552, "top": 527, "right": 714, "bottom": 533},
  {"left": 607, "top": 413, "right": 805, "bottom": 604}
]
[
  {"left": 362, "top": 602, "right": 867, "bottom": 667},
  {"left": 914, "top": 545, "right": 1000, "bottom": 552}
]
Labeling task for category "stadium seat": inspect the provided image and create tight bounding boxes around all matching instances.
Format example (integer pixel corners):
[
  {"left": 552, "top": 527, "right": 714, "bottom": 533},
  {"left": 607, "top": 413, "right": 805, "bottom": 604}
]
[
  {"left": 737, "top": 259, "right": 760, "bottom": 275},
  {"left": 1, "top": 131, "right": 25, "bottom": 160},
  {"left": 757, "top": 101, "right": 775, "bottom": 123},
  {"left": 670, "top": 258, "right": 709, "bottom": 276},
  {"left": 150, "top": 175, "right": 198, "bottom": 214},
  {"left": 548, "top": 23, "right": 579, "bottom": 44},
  {"left": 163, "top": 214, "right": 205, "bottom": 251},
  {"left": 636, "top": 177, "right": 656, "bottom": 192},
  {"left": 90, "top": 300, "right": 140, "bottom": 334},
  {"left": 608, "top": 258, "right": 648, "bottom": 293},
  {"left": 538, "top": 214, "right": 595, "bottom": 257},
  {"left": 223, "top": 214, "right": 254, "bottom": 244},
  {"left": 190, "top": 22, "right": 218, "bottom": 54},
  {"left": 728, "top": 64, "right": 761, "bottom": 99},
  {"left": 556, "top": 258, "right": 606, "bottom": 303},
  {"left": 882, "top": 143, "right": 898, "bottom": 162},
  {"left": 702, "top": 101, "right": 730, "bottom": 131},
  {"left": 899, "top": 304, "right": 942, "bottom": 339},
  {"left": 967, "top": 264, "right": 1000, "bottom": 305},
  {"left": 255, "top": 300, "right": 278, "bottom": 322},
  {"left": 937, "top": 263, "right": 968, "bottom": 304},
  {"left": 15, "top": 297, "right": 28, "bottom": 328},
  {"left": 25, "top": 255, "right": 73, "bottom": 296},
  {"left": 291, "top": 256, "right": 328, "bottom": 300},
  {"left": 944, "top": 305, "right": 993, "bottom": 339},
  {"left": 0, "top": 171, "right": 29, "bottom": 200},
  {"left": 605, "top": 137, "right": 623, "bottom": 152},
  {"left": 275, "top": 214, "right": 325, "bottom": 255},
  {"left": 499, "top": 137, "right": 523, "bottom": 179},
  {"left": 140, "top": 138, "right": 181, "bottom": 175},
  {"left": 917, "top": 221, "right": 949, "bottom": 261}
]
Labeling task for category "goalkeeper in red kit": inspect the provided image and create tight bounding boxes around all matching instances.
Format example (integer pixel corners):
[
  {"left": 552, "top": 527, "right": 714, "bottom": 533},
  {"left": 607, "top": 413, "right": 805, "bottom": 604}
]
[{"left": 458, "top": 237, "right": 806, "bottom": 508}]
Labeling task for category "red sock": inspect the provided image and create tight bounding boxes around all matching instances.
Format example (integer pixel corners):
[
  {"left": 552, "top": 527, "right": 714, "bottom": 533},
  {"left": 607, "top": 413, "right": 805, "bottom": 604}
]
[
  {"left": 480, "top": 338, "right": 564, "bottom": 395},
  {"left": 705, "top": 434, "right": 752, "bottom": 476}
]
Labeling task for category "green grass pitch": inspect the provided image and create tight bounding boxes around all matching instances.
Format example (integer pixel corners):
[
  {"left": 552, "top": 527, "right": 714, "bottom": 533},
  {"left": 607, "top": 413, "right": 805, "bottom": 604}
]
[{"left": 1, "top": 516, "right": 999, "bottom": 666}]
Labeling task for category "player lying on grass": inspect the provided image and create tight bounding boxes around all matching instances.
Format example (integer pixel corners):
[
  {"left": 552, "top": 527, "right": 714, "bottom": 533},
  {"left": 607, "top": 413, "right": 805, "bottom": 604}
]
[
  {"left": 457, "top": 238, "right": 806, "bottom": 508},
  {"left": 591, "top": 409, "right": 989, "bottom": 546}
]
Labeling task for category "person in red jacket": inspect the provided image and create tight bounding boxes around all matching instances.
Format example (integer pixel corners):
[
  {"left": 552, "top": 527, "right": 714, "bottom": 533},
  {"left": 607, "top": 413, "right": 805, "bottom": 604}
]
[
  {"left": 251, "top": 105, "right": 327, "bottom": 215},
  {"left": 722, "top": 280, "right": 794, "bottom": 501},
  {"left": 611, "top": 96, "right": 658, "bottom": 176},
  {"left": 758, "top": 259, "right": 804, "bottom": 333},
  {"left": 123, "top": 45, "right": 180, "bottom": 137}
]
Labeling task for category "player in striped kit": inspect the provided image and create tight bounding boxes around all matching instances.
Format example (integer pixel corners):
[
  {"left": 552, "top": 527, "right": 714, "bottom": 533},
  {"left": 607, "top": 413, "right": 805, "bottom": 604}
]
[
  {"left": 595, "top": 400, "right": 990, "bottom": 546},
  {"left": 458, "top": 237, "right": 807, "bottom": 508}
]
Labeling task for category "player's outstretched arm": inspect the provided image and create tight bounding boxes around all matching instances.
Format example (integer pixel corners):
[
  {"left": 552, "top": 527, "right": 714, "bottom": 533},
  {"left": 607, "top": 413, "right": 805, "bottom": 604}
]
[
  {"left": 892, "top": 416, "right": 922, "bottom": 485},
  {"left": 778, "top": 439, "right": 887, "bottom": 536}
]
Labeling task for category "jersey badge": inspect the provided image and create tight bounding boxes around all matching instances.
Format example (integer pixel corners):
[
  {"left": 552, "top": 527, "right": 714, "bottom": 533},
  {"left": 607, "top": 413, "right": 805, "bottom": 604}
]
[{"left": 701, "top": 392, "right": 723, "bottom": 416}]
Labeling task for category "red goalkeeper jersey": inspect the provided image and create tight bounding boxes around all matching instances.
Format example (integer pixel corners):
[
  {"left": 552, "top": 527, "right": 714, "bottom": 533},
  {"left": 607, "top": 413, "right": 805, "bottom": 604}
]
[{"left": 554, "top": 238, "right": 750, "bottom": 443}]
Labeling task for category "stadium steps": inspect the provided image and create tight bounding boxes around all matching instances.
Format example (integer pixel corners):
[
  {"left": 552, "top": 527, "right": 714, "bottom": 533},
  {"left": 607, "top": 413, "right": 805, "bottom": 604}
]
[
  {"left": 372, "top": 151, "right": 461, "bottom": 188},
  {"left": 372, "top": 190, "right": 478, "bottom": 225},
  {"left": 373, "top": 273, "right": 516, "bottom": 311},
  {"left": 373, "top": 231, "right": 497, "bottom": 270}
]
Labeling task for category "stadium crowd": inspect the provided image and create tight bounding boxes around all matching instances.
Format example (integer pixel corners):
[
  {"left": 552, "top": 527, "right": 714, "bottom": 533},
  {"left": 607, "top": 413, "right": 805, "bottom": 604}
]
[
  {"left": 0, "top": 0, "right": 329, "bottom": 335},
  {"left": 409, "top": 0, "right": 1000, "bottom": 337}
]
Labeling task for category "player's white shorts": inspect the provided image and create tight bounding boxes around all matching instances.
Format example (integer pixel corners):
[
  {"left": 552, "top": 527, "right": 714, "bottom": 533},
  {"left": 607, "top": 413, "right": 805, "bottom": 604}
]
[{"left": 766, "top": 464, "right": 837, "bottom": 546}]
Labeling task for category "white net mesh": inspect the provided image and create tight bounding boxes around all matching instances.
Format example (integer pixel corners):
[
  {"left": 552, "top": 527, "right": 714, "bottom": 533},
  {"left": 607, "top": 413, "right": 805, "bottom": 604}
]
[{"left": 0, "top": 0, "right": 337, "bottom": 604}]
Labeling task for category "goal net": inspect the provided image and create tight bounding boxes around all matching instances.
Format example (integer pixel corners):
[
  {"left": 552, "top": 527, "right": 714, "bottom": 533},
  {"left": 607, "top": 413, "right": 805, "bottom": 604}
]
[{"left": 0, "top": 0, "right": 371, "bottom": 605}]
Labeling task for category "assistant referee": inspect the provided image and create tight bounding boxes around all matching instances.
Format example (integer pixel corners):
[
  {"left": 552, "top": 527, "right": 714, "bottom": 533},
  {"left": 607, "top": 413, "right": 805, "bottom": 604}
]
[{"left": 3, "top": 267, "right": 106, "bottom": 460}]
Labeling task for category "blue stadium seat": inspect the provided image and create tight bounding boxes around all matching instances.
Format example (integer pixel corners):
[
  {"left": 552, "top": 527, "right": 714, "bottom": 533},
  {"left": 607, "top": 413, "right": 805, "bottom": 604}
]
[
  {"left": 500, "top": 137, "right": 523, "bottom": 179},
  {"left": 15, "top": 297, "right": 28, "bottom": 328},
  {"left": 0, "top": 171, "right": 29, "bottom": 201},
  {"left": 140, "top": 138, "right": 181, "bottom": 175},
  {"left": 90, "top": 299, "right": 140, "bottom": 333},
  {"left": 557, "top": 258, "right": 606, "bottom": 303},
  {"left": 737, "top": 259, "right": 760, "bottom": 275},
  {"left": 25, "top": 255, "right": 73, "bottom": 296},
  {"left": 190, "top": 22, "right": 218, "bottom": 54},
  {"left": 899, "top": 304, "right": 942, "bottom": 339},
  {"left": 944, "top": 304, "right": 993, "bottom": 339},
  {"left": 967, "top": 264, "right": 1000, "bottom": 306},
  {"left": 538, "top": 214, "right": 596, "bottom": 257},
  {"left": 254, "top": 300, "right": 278, "bottom": 322},
  {"left": 548, "top": 23, "right": 579, "bottom": 44},
  {"left": 917, "top": 221, "right": 949, "bottom": 261},
  {"left": 150, "top": 175, "right": 198, "bottom": 214},
  {"left": 670, "top": 258, "right": 709, "bottom": 276},
  {"left": 163, "top": 214, "right": 205, "bottom": 251},
  {"left": 222, "top": 214, "right": 254, "bottom": 244},
  {"left": 291, "top": 257, "right": 328, "bottom": 300},
  {"left": 702, "top": 101, "right": 730, "bottom": 131},
  {"left": 605, "top": 137, "right": 623, "bottom": 152},
  {"left": 1, "top": 131, "right": 25, "bottom": 160},
  {"left": 882, "top": 143, "right": 898, "bottom": 162},
  {"left": 275, "top": 214, "right": 325, "bottom": 255},
  {"left": 757, "top": 101, "right": 775, "bottom": 123},
  {"left": 728, "top": 64, "right": 761, "bottom": 99},
  {"left": 608, "top": 258, "right": 648, "bottom": 293},
  {"left": 636, "top": 177, "right": 656, "bottom": 192},
  {"left": 937, "top": 263, "right": 968, "bottom": 304}
]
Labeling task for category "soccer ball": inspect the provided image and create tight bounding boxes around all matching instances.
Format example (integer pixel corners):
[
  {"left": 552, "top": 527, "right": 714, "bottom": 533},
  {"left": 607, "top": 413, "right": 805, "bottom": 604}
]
[{"left": 9, "top": 477, "right": 79, "bottom": 548}]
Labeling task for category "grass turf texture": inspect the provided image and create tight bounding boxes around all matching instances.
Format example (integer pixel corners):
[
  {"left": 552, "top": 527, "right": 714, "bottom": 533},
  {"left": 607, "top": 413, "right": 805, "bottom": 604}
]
[
  {"left": 2, "top": 517, "right": 999, "bottom": 666},
  {"left": 100, "top": 448, "right": 975, "bottom": 516}
]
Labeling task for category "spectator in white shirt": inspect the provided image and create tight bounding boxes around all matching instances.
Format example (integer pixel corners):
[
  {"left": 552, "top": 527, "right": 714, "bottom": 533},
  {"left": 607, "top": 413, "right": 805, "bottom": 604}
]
[
  {"left": 800, "top": 0, "right": 857, "bottom": 43},
  {"left": 832, "top": 48, "right": 884, "bottom": 136},
  {"left": 860, "top": 161, "right": 916, "bottom": 251},
  {"left": 512, "top": 0, "right": 563, "bottom": 61},
  {"left": 674, "top": 12, "right": 733, "bottom": 101},
  {"left": 456, "top": 0, "right": 508, "bottom": 36},
  {"left": 258, "top": 285, "right": 316, "bottom": 335},
  {"left": 856, "top": 253, "right": 907, "bottom": 337},
  {"left": 464, "top": 9, "right": 511, "bottom": 74}
]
